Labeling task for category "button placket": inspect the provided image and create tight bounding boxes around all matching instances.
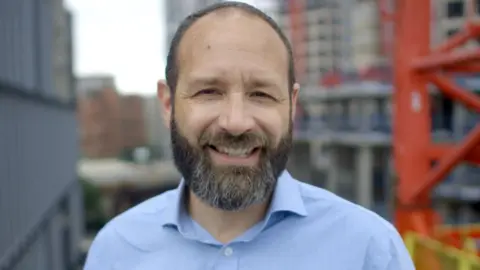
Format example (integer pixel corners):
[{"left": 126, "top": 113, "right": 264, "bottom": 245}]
[{"left": 223, "top": 246, "right": 234, "bottom": 257}]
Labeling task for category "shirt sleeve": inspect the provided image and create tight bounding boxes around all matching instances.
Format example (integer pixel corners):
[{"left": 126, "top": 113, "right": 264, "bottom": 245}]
[
  {"left": 384, "top": 240, "right": 415, "bottom": 270},
  {"left": 364, "top": 223, "right": 416, "bottom": 270},
  {"left": 83, "top": 225, "right": 116, "bottom": 270},
  {"left": 384, "top": 229, "right": 415, "bottom": 270}
]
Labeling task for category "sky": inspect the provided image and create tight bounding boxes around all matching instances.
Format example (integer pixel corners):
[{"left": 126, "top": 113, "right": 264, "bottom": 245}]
[{"left": 65, "top": 0, "right": 261, "bottom": 95}]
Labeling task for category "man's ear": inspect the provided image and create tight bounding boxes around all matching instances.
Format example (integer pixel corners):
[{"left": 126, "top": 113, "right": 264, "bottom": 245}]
[
  {"left": 291, "top": 82, "right": 300, "bottom": 120},
  {"left": 157, "top": 80, "right": 172, "bottom": 129}
]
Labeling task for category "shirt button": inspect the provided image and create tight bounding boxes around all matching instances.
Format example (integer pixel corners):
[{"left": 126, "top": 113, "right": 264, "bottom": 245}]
[{"left": 224, "top": 247, "right": 234, "bottom": 257}]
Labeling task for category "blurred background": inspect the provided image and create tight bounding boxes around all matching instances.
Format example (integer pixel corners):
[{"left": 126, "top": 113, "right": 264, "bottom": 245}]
[{"left": 0, "top": 0, "right": 479, "bottom": 269}]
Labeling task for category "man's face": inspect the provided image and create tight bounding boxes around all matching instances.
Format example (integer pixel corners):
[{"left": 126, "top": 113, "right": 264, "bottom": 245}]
[{"left": 160, "top": 11, "right": 299, "bottom": 211}]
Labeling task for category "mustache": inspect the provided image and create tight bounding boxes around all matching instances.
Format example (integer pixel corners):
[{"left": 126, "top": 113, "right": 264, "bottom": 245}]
[{"left": 198, "top": 130, "right": 270, "bottom": 149}]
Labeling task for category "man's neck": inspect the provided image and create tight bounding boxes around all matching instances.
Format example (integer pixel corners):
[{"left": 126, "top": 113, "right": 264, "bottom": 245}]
[{"left": 187, "top": 190, "right": 269, "bottom": 244}]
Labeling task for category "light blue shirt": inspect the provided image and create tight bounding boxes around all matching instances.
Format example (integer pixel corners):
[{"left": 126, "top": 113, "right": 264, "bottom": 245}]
[{"left": 84, "top": 171, "right": 414, "bottom": 270}]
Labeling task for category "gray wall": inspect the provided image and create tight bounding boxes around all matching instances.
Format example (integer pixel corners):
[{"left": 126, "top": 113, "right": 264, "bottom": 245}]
[{"left": 0, "top": 0, "right": 82, "bottom": 269}]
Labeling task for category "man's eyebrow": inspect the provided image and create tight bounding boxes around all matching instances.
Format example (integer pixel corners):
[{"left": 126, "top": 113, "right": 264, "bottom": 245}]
[
  {"left": 187, "top": 75, "right": 224, "bottom": 87},
  {"left": 247, "top": 77, "right": 277, "bottom": 88}
]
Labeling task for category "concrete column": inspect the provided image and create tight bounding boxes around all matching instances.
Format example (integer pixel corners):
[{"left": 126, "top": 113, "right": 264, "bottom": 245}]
[
  {"left": 356, "top": 146, "right": 373, "bottom": 209},
  {"left": 436, "top": 202, "right": 451, "bottom": 223},
  {"left": 287, "top": 140, "right": 312, "bottom": 183},
  {"left": 310, "top": 141, "right": 328, "bottom": 188},
  {"left": 453, "top": 104, "right": 468, "bottom": 181},
  {"left": 361, "top": 99, "right": 374, "bottom": 132},
  {"left": 459, "top": 204, "right": 475, "bottom": 224},
  {"left": 384, "top": 149, "right": 395, "bottom": 219}
]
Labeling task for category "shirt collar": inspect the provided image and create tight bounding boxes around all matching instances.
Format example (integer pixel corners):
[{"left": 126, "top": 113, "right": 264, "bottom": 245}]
[
  {"left": 160, "top": 170, "right": 308, "bottom": 229},
  {"left": 268, "top": 170, "right": 308, "bottom": 217}
]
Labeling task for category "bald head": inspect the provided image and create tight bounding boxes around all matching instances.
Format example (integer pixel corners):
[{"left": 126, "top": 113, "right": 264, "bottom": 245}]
[{"left": 165, "top": 1, "right": 295, "bottom": 96}]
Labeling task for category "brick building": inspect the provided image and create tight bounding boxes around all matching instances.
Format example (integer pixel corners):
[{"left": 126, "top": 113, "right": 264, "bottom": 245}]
[
  {"left": 78, "top": 85, "right": 123, "bottom": 158},
  {"left": 120, "top": 94, "right": 147, "bottom": 150},
  {"left": 77, "top": 76, "right": 148, "bottom": 158}
]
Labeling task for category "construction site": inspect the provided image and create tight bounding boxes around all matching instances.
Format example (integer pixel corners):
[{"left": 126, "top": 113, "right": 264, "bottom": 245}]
[{"left": 282, "top": 0, "right": 480, "bottom": 268}]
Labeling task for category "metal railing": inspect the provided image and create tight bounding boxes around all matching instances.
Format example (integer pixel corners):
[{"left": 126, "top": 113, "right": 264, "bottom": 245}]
[
  {"left": 0, "top": 182, "right": 78, "bottom": 270},
  {"left": 405, "top": 232, "right": 480, "bottom": 270}
]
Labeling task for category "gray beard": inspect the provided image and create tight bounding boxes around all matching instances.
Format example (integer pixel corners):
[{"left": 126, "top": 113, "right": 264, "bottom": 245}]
[
  {"left": 170, "top": 118, "right": 292, "bottom": 212},
  {"left": 188, "top": 153, "right": 276, "bottom": 211}
]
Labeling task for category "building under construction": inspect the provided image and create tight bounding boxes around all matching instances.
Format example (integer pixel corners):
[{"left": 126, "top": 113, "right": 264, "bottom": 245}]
[{"left": 278, "top": 0, "right": 480, "bottom": 268}]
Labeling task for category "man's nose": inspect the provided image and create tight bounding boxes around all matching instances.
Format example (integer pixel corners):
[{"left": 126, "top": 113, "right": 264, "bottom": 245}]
[{"left": 218, "top": 94, "right": 255, "bottom": 136}]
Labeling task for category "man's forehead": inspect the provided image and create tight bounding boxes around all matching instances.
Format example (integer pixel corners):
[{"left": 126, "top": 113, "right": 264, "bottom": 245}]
[
  {"left": 177, "top": 9, "right": 288, "bottom": 67},
  {"left": 186, "top": 68, "right": 283, "bottom": 88}
]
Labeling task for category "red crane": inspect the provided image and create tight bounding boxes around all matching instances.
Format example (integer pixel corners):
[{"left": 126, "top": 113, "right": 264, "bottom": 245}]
[
  {"left": 379, "top": 0, "right": 480, "bottom": 238},
  {"left": 288, "top": 0, "right": 480, "bottom": 240}
]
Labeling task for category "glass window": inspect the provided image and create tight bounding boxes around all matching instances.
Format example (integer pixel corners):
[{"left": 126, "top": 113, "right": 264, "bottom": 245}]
[
  {"left": 447, "top": 2, "right": 464, "bottom": 18},
  {"left": 446, "top": 28, "right": 459, "bottom": 37}
]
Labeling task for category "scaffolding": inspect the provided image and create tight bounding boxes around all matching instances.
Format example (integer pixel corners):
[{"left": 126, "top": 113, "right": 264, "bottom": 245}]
[{"left": 286, "top": 0, "right": 480, "bottom": 267}]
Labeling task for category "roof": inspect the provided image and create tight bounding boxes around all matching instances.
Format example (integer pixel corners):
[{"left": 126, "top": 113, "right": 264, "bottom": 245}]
[{"left": 78, "top": 158, "right": 181, "bottom": 189}]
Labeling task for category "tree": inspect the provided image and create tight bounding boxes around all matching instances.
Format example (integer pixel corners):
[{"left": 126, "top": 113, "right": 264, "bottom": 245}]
[{"left": 79, "top": 176, "right": 107, "bottom": 232}]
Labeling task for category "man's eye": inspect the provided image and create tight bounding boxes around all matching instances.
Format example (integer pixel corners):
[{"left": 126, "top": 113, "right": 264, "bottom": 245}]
[
  {"left": 251, "top": 91, "right": 273, "bottom": 100},
  {"left": 197, "top": 88, "right": 221, "bottom": 96}
]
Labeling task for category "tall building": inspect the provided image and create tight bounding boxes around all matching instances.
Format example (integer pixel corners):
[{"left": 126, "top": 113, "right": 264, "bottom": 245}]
[
  {"left": 52, "top": 1, "right": 76, "bottom": 101},
  {"left": 143, "top": 96, "right": 172, "bottom": 160},
  {"left": 77, "top": 76, "right": 149, "bottom": 159},
  {"left": 351, "top": 0, "right": 385, "bottom": 70},
  {"left": 0, "top": 0, "right": 83, "bottom": 269},
  {"left": 164, "top": 0, "right": 221, "bottom": 48},
  {"left": 351, "top": 0, "right": 480, "bottom": 72},
  {"left": 120, "top": 95, "right": 147, "bottom": 150},
  {"left": 77, "top": 76, "right": 123, "bottom": 158},
  {"left": 433, "top": 0, "right": 480, "bottom": 47},
  {"left": 275, "top": 0, "right": 355, "bottom": 85}
]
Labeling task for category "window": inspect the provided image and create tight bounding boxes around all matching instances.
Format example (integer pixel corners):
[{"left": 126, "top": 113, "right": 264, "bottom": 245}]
[
  {"left": 447, "top": 2, "right": 464, "bottom": 18},
  {"left": 447, "top": 28, "right": 459, "bottom": 37},
  {"left": 306, "top": 0, "right": 326, "bottom": 9}
]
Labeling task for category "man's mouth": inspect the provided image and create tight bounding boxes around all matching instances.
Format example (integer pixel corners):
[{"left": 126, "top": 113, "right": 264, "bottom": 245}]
[{"left": 208, "top": 145, "right": 260, "bottom": 157}]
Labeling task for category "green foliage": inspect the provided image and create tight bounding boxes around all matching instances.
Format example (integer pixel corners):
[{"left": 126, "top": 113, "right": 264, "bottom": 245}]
[
  {"left": 79, "top": 176, "right": 107, "bottom": 232},
  {"left": 118, "top": 148, "right": 135, "bottom": 162}
]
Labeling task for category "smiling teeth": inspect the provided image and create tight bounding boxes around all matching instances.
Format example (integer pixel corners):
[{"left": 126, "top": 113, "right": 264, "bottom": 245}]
[{"left": 217, "top": 147, "right": 254, "bottom": 157}]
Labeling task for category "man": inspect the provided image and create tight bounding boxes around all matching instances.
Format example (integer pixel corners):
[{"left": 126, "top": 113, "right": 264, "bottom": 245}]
[{"left": 84, "top": 2, "right": 415, "bottom": 269}]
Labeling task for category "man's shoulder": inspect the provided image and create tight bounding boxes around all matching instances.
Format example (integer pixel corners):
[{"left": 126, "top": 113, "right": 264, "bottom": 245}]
[
  {"left": 296, "top": 181, "right": 413, "bottom": 268},
  {"left": 298, "top": 181, "right": 392, "bottom": 228},
  {"left": 85, "top": 189, "right": 178, "bottom": 265},
  {"left": 109, "top": 188, "right": 177, "bottom": 227},
  {"left": 296, "top": 181, "right": 399, "bottom": 240}
]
